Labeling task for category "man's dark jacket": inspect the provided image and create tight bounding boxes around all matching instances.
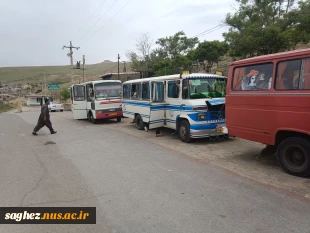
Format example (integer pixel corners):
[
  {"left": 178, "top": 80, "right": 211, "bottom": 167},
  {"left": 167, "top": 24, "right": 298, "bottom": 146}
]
[{"left": 39, "top": 104, "right": 50, "bottom": 122}]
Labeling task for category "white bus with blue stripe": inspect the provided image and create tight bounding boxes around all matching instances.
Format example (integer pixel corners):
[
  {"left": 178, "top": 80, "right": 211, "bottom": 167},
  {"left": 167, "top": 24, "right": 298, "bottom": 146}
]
[{"left": 122, "top": 73, "right": 228, "bottom": 142}]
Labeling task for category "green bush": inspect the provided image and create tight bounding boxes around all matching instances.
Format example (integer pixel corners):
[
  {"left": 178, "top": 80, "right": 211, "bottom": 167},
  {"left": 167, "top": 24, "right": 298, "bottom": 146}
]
[{"left": 60, "top": 87, "right": 70, "bottom": 100}]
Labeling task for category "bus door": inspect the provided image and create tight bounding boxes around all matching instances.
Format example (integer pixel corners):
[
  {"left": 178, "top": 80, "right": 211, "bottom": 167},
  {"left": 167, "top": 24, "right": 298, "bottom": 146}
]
[
  {"left": 149, "top": 81, "right": 166, "bottom": 129},
  {"left": 72, "top": 85, "right": 87, "bottom": 119}
]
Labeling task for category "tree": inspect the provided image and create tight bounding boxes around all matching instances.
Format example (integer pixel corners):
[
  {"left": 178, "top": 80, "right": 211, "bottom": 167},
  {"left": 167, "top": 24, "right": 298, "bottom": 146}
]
[
  {"left": 156, "top": 31, "right": 199, "bottom": 59},
  {"left": 127, "top": 33, "right": 154, "bottom": 78},
  {"left": 223, "top": 0, "right": 309, "bottom": 58},
  {"left": 60, "top": 87, "right": 70, "bottom": 100},
  {"left": 136, "top": 33, "right": 153, "bottom": 60},
  {"left": 290, "top": 0, "right": 310, "bottom": 43},
  {"left": 192, "top": 40, "right": 229, "bottom": 72}
]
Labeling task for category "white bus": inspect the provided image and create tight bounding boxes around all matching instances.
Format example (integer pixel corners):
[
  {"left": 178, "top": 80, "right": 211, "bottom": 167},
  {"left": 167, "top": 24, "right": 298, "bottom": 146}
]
[
  {"left": 71, "top": 80, "right": 123, "bottom": 123},
  {"left": 122, "top": 73, "right": 228, "bottom": 142}
]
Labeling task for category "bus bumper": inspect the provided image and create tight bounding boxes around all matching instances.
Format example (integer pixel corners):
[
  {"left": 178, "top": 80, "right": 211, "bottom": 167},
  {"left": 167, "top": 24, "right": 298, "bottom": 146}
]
[
  {"left": 95, "top": 111, "right": 122, "bottom": 119},
  {"left": 190, "top": 126, "right": 228, "bottom": 139}
]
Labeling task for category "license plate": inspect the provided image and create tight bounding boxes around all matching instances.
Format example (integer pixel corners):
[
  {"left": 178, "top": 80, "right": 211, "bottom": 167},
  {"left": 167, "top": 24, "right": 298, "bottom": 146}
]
[
  {"left": 109, "top": 109, "right": 115, "bottom": 111},
  {"left": 110, "top": 113, "right": 117, "bottom": 116}
]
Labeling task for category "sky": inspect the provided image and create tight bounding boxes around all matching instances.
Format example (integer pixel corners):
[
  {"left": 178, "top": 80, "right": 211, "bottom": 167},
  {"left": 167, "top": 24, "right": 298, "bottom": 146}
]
[{"left": 0, "top": 0, "right": 236, "bottom": 67}]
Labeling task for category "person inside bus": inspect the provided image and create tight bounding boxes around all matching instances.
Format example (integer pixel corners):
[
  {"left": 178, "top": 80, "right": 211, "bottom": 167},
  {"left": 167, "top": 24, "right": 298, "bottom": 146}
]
[
  {"left": 182, "top": 79, "right": 190, "bottom": 98},
  {"left": 172, "top": 80, "right": 180, "bottom": 98},
  {"left": 293, "top": 70, "right": 300, "bottom": 89},
  {"left": 97, "top": 90, "right": 108, "bottom": 98}
]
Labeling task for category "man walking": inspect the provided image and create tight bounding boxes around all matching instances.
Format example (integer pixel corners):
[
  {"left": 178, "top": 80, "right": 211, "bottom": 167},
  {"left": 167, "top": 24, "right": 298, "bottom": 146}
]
[{"left": 32, "top": 98, "right": 57, "bottom": 135}]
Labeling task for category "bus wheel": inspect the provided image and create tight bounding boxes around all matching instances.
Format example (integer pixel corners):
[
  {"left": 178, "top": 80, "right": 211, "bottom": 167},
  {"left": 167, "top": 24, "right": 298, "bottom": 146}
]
[
  {"left": 277, "top": 137, "right": 310, "bottom": 177},
  {"left": 90, "top": 113, "right": 96, "bottom": 124},
  {"left": 117, "top": 117, "right": 122, "bottom": 122},
  {"left": 87, "top": 112, "right": 92, "bottom": 122},
  {"left": 135, "top": 114, "right": 145, "bottom": 130},
  {"left": 178, "top": 120, "right": 192, "bottom": 143}
]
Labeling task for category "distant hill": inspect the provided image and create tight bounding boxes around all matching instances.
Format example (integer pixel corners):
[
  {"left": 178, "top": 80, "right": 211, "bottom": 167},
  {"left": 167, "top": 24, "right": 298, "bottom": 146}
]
[{"left": 0, "top": 61, "right": 131, "bottom": 85}]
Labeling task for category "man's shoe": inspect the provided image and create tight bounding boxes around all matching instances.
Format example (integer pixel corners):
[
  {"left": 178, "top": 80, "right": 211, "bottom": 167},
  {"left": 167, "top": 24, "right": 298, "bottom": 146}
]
[
  {"left": 32, "top": 132, "right": 38, "bottom": 136},
  {"left": 51, "top": 131, "right": 57, "bottom": 134}
]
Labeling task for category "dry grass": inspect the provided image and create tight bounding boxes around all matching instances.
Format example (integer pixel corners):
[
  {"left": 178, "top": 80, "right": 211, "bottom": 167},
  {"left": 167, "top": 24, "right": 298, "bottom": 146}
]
[
  {"left": 0, "top": 101, "right": 14, "bottom": 113},
  {"left": 0, "top": 61, "right": 128, "bottom": 85}
]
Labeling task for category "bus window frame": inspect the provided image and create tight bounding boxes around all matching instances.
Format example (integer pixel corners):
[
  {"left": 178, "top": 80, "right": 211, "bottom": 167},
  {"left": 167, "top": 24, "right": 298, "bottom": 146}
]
[{"left": 231, "top": 62, "right": 274, "bottom": 91}]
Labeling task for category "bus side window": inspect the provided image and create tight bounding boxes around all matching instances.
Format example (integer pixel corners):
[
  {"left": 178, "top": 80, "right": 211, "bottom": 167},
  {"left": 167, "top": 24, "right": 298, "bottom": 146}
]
[
  {"left": 73, "top": 86, "right": 85, "bottom": 101},
  {"left": 167, "top": 81, "right": 179, "bottom": 98},
  {"left": 131, "top": 83, "right": 141, "bottom": 100},
  {"left": 233, "top": 63, "right": 273, "bottom": 91},
  {"left": 301, "top": 58, "right": 310, "bottom": 90},
  {"left": 142, "top": 82, "right": 150, "bottom": 100},
  {"left": 152, "top": 82, "right": 164, "bottom": 102},
  {"left": 275, "top": 59, "right": 302, "bottom": 90},
  {"left": 123, "top": 84, "right": 130, "bottom": 99}
]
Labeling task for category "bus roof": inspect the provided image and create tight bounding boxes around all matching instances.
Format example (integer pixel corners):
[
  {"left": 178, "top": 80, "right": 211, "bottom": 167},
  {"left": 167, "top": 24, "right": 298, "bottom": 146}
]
[
  {"left": 74, "top": 80, "right": 122, "bottom": 86},
  {"left": 231, "top": 48, "right": 310, "bottom": 66},
  {"left": 123, "top": 73, "right": 226, "bottom": 84}
]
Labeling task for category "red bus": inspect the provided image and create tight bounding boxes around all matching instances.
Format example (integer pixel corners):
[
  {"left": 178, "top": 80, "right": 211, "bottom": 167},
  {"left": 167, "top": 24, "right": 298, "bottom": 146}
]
[{"left": 226, "top": 49, "right": 310, "bottom": 177}]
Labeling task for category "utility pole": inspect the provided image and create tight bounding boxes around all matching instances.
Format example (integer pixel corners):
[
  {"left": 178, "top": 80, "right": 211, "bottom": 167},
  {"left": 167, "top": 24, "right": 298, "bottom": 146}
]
[
  {"left": 62, "top": 41, "right": 80, "bottom": 83},
  {"left": 83, "top": 55, "right": 85, "bottom": 82},
  {"left": 117, "top": 54, "right": 120, "bottom": 80}
]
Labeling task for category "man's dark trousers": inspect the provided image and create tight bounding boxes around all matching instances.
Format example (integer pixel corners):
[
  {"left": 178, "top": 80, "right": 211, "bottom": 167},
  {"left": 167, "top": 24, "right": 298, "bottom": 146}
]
[
  {"left": 33, "top": 104, "right": 55, "bottom": 133},
  {"left": 33, "top": 119, "right": 54, "bottom": 133}
]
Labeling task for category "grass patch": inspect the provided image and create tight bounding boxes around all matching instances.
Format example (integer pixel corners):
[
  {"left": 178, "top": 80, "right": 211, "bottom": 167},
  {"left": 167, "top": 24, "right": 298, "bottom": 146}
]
[
  {"left": 0, "top": 61, "right": 123, "bottom": 85},
  {"left": 0, "top": 101, "right": 14, "bottom": 113}
]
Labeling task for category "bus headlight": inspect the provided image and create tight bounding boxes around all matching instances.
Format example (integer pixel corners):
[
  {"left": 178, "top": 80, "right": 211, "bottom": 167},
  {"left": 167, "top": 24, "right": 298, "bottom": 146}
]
[{"left": 198, "top": 113, "right": 206, "bottom": 120}]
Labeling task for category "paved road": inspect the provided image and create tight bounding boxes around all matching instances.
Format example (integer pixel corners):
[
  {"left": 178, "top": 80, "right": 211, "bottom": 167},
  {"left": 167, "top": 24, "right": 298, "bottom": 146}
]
[{"left": 0, "top": 110, "right": 310, "bottom": 233}]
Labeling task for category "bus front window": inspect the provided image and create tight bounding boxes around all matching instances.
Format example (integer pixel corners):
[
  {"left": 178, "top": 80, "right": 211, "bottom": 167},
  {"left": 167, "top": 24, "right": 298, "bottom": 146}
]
[
  {"left": 94, "top": 82, "right": 122, "bottom": 100},
  {"left": 188, "top": 79, "right": 227, "bottom": 99}
]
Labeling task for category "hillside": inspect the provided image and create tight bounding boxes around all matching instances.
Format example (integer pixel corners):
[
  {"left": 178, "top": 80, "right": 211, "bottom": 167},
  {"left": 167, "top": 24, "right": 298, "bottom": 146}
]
[
  {"left": 1, "top": 43, "right": 309, "bottom": 87},
  {"left": 0, "top": 61, "right": 127, "bottom": 85}
]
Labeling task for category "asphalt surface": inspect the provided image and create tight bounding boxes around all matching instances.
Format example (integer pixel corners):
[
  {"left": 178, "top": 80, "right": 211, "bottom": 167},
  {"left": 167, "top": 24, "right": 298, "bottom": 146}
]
[{"left": 0, "top": 110, "right": 310, "bottom": 233}]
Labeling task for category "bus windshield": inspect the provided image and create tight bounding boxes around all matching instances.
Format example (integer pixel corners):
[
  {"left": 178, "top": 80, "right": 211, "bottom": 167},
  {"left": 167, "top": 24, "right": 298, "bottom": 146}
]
[
  {"left": 187, "top": 78, "right": 227, "bottom": 99},
  {"left": 94, "top": 82, "right": 122, "bottom": 100}
]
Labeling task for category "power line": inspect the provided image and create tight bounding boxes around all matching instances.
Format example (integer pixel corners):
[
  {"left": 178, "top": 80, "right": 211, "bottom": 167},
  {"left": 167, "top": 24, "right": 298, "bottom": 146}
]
[
  {"left": 192, "top": 24, "right": 228, "bottom": 39},
  {"left": 78, "top": 0, "right": 121, "bottom": 43},
  {"left": 197, "top": 25, "right": 227, "bottom": 38},
  {"left": 81, "top": 0, "right": 134, "bottom": 46},
  {"left": 75, "top": 0, "right": 108, "bottom": 34},
  {"left": 193, "top": 24, "right": 224, "bottom": 37}
]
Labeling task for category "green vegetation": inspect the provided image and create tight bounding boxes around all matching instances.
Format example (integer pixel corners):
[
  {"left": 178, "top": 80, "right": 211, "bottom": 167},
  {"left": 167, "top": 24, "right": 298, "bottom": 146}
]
[
  {"left": 0, "top": 61, "right": 120, "bottom": 85},
  {"left": 127, "top": 0, "right": 310, "bottom": 77},
  {"left": 60, "top": 87, "right": 70, "bottom": 100},
  {"left": 0, "top": 101, "right": 14, "bottom": 113},
  {"left": 224, "top": 0, "right": 310, "bottom": 58}
]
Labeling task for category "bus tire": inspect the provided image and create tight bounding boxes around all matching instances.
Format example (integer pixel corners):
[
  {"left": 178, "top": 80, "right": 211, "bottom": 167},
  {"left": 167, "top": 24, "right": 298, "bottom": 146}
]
[
  {"left": 117, "top": 117, "right": 122, "bottom": 122},
  {"left": 178, "top": 120, "right": 192, "bottom": 143},
  {"left": 87, "top": 112, "right": 92, "bottom": 122},
  {"left": 90, "top": 112, "right": 97, "bottom": 124},
  {"left": 276, "top": 137, "right": 310, "bottom": 177},
  {"left": 135, "top": 114, "right": 145, "bottom": 130}
]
